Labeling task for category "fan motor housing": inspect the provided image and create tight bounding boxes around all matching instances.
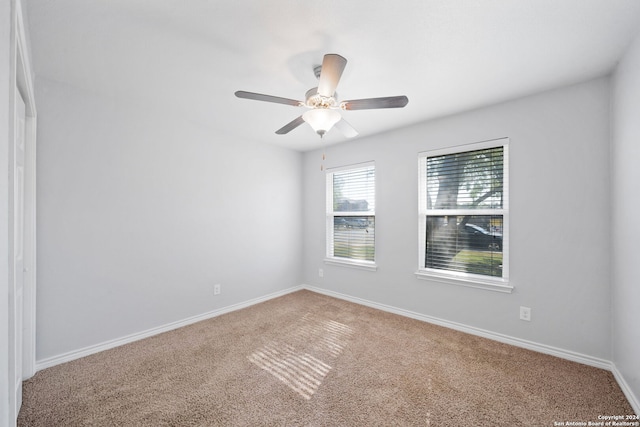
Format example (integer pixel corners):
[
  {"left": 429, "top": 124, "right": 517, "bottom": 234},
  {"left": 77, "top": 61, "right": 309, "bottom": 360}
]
[{"left": 305, "top": 87, "right": 338, "bottom": 109}]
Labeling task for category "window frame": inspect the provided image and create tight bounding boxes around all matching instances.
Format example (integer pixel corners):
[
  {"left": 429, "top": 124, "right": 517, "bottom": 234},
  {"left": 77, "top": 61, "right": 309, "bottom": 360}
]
[
  {"left": 325, "top": 161, "right": 377, "bottom": 271},
  {"left": 416, "top": 138, "right": 512, "bottom": 293}
]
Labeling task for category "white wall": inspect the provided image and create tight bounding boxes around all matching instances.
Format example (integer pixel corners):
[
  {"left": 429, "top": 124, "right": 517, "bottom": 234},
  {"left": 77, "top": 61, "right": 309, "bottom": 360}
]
[
  {"left": 612, "top": 30, "right": 640, "bottom": 409},
  {"left": 303, "top": 78, "right": 612, "bottom": 360},
  {"left": 35, "top": 78, "right": 303, "bottom": 361}
]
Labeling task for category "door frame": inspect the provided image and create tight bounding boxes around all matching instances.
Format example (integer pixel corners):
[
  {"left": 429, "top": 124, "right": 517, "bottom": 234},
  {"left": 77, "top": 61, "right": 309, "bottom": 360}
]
[
  {"left": 2, "top": 0, "right": 36, "bottom": 424},
  {"left": 12, "top": 0, "right": 37, "bottom": 384}
]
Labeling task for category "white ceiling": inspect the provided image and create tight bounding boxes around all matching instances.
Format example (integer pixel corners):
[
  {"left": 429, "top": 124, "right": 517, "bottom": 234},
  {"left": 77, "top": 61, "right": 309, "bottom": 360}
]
[{"left": 25, "top": 0, "right": 640, "bottom": 152}]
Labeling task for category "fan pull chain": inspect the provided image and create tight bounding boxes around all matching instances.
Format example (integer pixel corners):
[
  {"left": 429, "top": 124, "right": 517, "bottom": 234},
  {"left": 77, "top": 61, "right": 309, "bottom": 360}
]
[{"left": 320, "top": 141, "right": 326, "bottom": 171}]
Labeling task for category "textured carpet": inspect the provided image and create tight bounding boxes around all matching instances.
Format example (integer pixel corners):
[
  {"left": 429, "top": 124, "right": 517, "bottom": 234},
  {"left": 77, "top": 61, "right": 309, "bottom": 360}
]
[{"left": 18, "top": 290, "right": 634, "bottom": 426}]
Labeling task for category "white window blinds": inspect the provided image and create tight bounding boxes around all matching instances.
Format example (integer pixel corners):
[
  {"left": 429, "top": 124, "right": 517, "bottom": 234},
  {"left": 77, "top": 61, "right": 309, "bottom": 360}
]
[
  {"left": 326, "top": 163, "right": 375, "bottom": 264},
  {"left": 419, "top": 139, "right": 508, "bottom": 282}
]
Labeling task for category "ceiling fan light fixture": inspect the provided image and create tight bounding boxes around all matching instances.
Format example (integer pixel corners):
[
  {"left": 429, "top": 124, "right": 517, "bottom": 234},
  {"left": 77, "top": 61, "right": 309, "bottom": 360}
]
[{"left": 302, "top": 109, "right": 341, "bottom": 137}]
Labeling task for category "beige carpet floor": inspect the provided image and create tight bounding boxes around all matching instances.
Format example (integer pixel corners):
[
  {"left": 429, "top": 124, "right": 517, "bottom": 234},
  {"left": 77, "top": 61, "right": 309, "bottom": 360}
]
[{"left": 18, "top": 290, "right": 634, "bottom": 426}]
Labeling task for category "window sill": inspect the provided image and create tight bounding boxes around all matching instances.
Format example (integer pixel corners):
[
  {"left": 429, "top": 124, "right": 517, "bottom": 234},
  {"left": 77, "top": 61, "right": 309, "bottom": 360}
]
[
  {"left": 324, "top": 258, "right": 378, "bottom": 272},
  {"left": 415, "top": 269, "right": 513, "bottom": 293}
]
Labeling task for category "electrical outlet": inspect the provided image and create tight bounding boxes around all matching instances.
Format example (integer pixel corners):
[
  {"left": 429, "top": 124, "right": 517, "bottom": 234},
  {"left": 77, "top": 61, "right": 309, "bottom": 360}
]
[
  {"left": 520, "top": 306, "right": 531, "bottom": 321},
  {"left": 318, "top": 268, "right": 324, "bottom": 278},
  {"left": 214, "top": 284, "right": 221, "bottom": 295}
]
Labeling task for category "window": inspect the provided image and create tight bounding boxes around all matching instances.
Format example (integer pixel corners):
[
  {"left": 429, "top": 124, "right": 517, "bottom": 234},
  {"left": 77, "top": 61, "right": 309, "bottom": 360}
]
[
  {"left": 417, "top": 138, "right": 510, "bottom": 292},
  {"left": 326, "top": 162, "right": 376, "bottom": 270}
]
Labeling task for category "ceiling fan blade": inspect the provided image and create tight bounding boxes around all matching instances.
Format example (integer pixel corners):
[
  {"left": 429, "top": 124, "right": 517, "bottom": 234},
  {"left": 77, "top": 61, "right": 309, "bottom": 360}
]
[
  {"left": 235, "top": 91, "right": 302, "bottom": 107},
  {"left": 334, "top": 118, "right": 358, "bottom": 138},
  {"left": 342, "top": 95, "right": 409, "bottom": 110},
  {"left": 317, "top": 54, "right": 347, "bottom": 97},
  {"left": 275, "top": 116, "right": 305, "bottom": 134}
]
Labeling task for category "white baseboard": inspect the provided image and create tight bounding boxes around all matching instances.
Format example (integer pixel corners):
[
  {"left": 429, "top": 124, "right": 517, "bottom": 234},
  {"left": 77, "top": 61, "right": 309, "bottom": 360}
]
[
  {"left": 611, "top": 364, "right": 640, "bottom": 416},
  {"left": 36, "top": 285, "right": 304, "bottom": 371},
  {"left": 303, "top": 285, "right": 613, "bottom": 369},
  {"left": 303, "top": 285, "right": 640, "bottom": 414}
]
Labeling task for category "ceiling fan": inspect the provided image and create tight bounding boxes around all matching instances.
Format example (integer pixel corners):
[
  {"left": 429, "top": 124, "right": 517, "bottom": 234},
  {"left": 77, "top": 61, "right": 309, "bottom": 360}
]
[{"left": 235, "top": 54, "right": 409, "bottom": 139}]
